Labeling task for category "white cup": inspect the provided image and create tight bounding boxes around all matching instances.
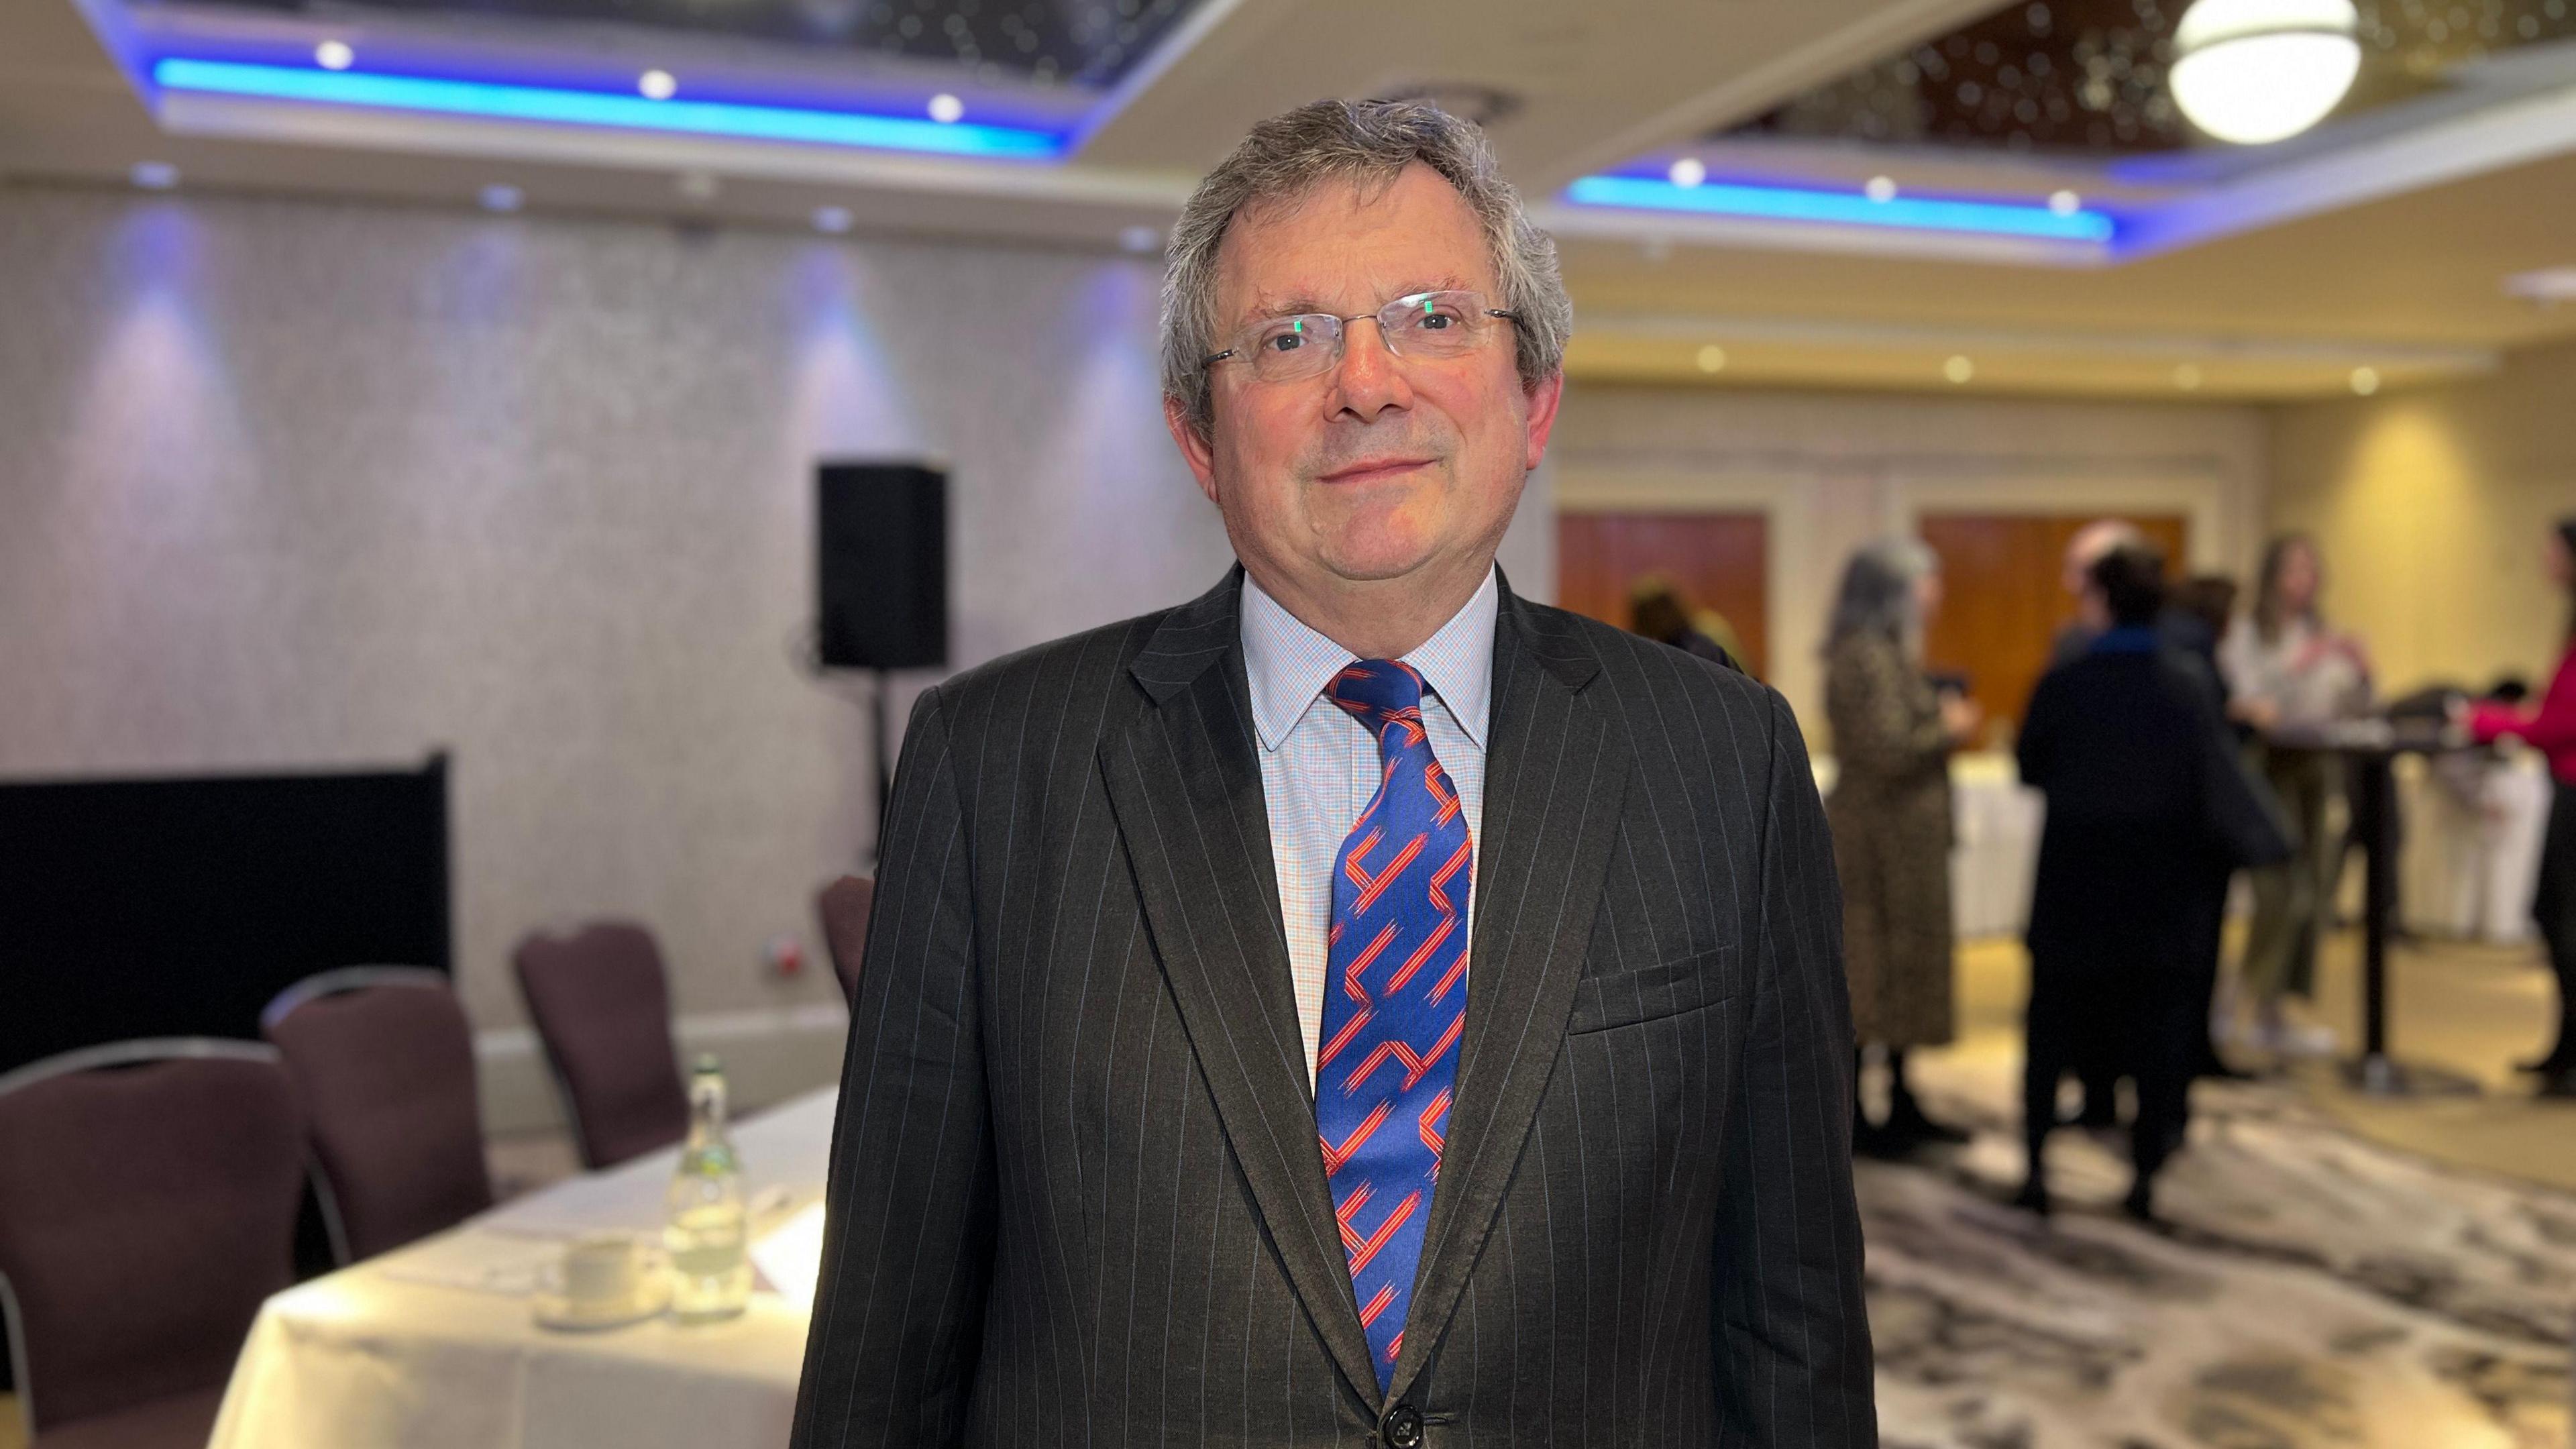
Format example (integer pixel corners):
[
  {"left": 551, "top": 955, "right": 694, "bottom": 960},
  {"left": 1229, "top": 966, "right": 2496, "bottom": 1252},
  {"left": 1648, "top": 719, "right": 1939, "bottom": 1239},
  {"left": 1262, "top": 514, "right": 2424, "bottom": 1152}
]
[{"left": 561, "top": 1233, "right": 643, "bottom": 1309}]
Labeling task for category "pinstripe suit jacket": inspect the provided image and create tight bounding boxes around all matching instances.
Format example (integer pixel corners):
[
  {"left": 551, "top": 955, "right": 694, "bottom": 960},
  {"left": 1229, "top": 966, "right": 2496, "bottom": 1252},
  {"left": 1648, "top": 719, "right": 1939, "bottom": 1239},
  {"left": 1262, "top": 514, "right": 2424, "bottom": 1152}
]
[{"left": 790, "top": 568, "right": 1874, "bottom": 1448}]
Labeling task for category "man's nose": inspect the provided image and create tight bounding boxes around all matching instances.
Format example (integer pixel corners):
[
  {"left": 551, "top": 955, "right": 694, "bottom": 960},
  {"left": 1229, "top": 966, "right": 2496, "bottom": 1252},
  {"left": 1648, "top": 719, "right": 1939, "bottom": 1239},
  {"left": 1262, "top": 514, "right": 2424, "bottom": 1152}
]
[{"left": 1326, "top": 317, "right": 1413, "bottom": 422}]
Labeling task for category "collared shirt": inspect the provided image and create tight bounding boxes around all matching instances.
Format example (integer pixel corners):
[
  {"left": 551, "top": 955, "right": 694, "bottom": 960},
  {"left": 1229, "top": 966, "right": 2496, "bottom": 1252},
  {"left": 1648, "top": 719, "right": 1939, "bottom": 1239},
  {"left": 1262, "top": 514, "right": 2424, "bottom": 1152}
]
[{"left": 1240, "top": 568, "right": 1497, "bottom": 1089}]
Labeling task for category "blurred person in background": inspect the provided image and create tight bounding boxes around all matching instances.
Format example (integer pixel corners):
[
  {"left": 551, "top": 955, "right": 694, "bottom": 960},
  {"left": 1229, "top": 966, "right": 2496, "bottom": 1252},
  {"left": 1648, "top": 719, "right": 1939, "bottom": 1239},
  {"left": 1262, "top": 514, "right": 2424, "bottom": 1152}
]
[
  {"left": 2049, "top": 526, "right": 2242, "bottom": 1120},
  {"left": 1825, "top": 538, "right": 1980, "bottom": 1154},
  {"left": 2051, "top": 521, "right": 2228, "bottom": 708},
  {"left": 1629, "top": 573, "right": 1748, "bottom": 675},
  {"left": 2458, "top": 517, "right": 2576, "bottom": 1099},
  {"left": 2016, "top": 545, "right": 2290, "bottom": 1223},
  {"left": 2222, "top": 534, "right": 2375, "bottom": 1057},
  {"left": 2169, "top": 572, "right": 2258, "bottom": 1083}
]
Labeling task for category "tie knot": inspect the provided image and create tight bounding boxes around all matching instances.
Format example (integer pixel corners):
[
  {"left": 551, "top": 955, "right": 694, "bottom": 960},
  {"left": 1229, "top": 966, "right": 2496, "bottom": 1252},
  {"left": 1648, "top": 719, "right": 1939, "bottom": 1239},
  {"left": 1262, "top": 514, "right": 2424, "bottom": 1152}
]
[{"left": 1326, "top": 659, "right": 1426, "bottom": 733}]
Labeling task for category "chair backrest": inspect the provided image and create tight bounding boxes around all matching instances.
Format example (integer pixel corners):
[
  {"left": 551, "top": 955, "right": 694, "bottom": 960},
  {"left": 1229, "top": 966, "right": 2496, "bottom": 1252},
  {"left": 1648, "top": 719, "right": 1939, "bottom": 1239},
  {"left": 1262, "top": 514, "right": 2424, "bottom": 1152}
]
[
  {"left": 261, "top": 967, "right": 495, "bottom": 1263},
  {"left": 817, "top": 875, "right": 876, "bottom": 1007},
  {"left": 0, "top": 1040, "right": 305, "bottom": 1435},
  {"left": 510, "top": 922, "right": 688, "bottom": 1170}
]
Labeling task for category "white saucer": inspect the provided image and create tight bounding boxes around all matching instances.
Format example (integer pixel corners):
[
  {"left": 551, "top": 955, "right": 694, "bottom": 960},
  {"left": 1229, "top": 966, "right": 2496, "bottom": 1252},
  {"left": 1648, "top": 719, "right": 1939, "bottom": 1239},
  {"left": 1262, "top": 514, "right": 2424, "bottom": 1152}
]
[{"left": 532, "top": 1266, "right": 671, "bottom": 1332}]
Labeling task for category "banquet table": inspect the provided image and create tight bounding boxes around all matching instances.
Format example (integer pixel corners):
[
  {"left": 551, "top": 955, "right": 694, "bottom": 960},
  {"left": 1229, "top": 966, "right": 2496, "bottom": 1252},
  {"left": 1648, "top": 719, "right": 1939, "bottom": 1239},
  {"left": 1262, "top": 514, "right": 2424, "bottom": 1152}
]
[{"left": 209, "top": 1087, "right": 840, "bottom": 1449}]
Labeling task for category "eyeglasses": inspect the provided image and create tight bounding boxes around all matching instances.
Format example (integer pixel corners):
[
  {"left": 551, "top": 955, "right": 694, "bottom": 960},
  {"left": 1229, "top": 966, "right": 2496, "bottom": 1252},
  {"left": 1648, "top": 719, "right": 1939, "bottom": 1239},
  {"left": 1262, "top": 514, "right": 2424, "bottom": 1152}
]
[{"left": 1201, "top": 290, "right": 1521, "bottom": 383}]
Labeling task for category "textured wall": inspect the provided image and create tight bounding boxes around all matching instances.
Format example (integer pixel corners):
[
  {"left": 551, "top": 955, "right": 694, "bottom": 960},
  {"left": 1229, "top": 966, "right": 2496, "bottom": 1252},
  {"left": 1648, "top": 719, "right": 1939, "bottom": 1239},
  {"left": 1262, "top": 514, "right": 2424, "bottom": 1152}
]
[{"left": 0, "top": 184, "right": 1552, "bottom": 1036}]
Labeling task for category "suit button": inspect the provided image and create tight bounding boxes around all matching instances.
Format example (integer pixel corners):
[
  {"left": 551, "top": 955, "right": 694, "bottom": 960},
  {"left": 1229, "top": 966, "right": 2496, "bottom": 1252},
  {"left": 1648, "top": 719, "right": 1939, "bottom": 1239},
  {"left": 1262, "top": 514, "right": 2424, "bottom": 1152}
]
[{"left": 1383, "top": 1403, "right": 1424, "bottom": 1448}]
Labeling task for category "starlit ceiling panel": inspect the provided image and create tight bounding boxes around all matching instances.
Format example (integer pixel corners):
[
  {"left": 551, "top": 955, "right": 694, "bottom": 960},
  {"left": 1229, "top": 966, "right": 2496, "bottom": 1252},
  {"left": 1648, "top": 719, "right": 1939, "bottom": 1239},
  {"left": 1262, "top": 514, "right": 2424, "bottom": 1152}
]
[{"left": 1728, "top": 0, "right": 2576, "bottom": 156}]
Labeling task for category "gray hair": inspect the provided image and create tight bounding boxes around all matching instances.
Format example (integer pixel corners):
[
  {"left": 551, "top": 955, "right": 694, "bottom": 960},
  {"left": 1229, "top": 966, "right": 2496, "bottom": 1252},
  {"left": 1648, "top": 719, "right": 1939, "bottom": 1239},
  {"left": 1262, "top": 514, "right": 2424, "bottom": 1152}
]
[
  {"left": 1158, "top": 98, "right": 1574, "bottom": 437},
  {"left": 1826, "top": 538, "right": 1938, "bottom": 652}
]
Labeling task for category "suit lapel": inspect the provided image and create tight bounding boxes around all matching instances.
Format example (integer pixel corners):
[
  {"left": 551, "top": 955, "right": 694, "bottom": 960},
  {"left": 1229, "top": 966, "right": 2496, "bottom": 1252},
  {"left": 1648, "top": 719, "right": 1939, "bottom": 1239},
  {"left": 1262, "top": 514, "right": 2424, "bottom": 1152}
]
[
  {"left": 1389, "top": 580, "right": 1632, "bottom": 1402},
  {"left": 1097, "top": 570, "right": 1387, "bottom": 1414}
]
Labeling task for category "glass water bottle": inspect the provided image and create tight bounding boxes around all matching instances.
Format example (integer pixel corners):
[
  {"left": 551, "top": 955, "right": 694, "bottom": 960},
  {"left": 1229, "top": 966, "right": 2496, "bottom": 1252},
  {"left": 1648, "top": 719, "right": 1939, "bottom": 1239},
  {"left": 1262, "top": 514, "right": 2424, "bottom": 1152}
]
[{"left": 665, "top": 1054, "right": 751, "bottom": 1322}]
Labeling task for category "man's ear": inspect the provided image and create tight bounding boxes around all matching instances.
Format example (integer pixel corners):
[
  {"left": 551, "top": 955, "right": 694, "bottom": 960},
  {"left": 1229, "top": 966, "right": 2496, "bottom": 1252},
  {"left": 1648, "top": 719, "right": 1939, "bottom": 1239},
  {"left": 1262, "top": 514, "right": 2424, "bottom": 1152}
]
[
  {"left": 1521, "top": 370, "right": 1565, "bottom": 474},
  {"left": 1164, "top": 395, "right": 1220, "bottom": 506}
]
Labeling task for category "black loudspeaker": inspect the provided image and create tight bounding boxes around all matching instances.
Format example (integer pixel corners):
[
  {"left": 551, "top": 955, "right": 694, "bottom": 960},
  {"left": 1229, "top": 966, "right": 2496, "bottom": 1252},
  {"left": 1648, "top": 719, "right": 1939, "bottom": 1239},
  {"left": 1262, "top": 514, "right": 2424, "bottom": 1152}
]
[{"left": 818, "top": 462, "right": 949, "bottom": 671}]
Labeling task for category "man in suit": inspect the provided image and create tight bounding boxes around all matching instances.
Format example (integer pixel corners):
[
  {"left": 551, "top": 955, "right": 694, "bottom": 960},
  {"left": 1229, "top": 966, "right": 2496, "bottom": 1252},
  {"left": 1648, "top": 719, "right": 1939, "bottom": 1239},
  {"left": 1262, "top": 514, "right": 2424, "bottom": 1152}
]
[{"left": 791, "top": 99, "right": 1873, "bottom": 1448}]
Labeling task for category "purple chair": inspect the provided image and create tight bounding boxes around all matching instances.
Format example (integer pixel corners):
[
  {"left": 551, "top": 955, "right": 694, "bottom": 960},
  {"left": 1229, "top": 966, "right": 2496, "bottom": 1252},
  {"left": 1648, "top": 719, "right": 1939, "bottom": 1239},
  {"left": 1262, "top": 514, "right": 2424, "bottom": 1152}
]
[
  {"left": 0, "top": 1040, "right": 305, "bottom": 1449},
  {"left": 261, "top": 968, "right": 495, "bottom": 1265},
  {"left": 511, "top": 922, "right": 689, "bottom": 1170},
  {"left": 818, "top": 875, "right": 876, "bottom": 1007}
]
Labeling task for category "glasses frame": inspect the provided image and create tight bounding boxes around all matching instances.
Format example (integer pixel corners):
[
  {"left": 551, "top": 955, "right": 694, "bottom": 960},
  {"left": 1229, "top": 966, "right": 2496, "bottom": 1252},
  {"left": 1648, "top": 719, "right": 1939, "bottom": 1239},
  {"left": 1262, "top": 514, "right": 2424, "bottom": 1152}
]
[{"left": 1200, "top": 290, "right": 1523, "bottom": 376}]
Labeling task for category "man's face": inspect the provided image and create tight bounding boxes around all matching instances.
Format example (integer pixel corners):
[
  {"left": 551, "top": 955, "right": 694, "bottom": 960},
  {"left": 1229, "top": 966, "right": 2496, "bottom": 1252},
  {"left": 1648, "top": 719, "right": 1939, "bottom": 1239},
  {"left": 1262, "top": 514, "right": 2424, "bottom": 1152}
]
[{"left": 1166, "top": 163, "right": 1561, "bottom": 602}]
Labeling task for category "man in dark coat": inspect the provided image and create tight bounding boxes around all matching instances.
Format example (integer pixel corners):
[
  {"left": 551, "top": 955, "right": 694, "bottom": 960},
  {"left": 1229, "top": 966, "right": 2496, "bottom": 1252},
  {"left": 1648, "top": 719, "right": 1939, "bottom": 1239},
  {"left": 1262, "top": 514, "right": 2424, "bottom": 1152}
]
[{"left": 2015, "top": 545, "right": 2290, "bottom": 1223}]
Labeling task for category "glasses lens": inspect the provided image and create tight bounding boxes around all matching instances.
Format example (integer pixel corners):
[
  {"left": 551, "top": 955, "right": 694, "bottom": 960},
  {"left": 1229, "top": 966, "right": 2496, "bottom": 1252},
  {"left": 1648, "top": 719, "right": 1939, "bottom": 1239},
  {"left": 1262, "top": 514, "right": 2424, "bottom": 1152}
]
[
  {"left": 1383, "top": 292, "right": 1486, "bottom": 358},
  {"left": 1246, "top": 315, "right": 1341, "bottom": 381}
]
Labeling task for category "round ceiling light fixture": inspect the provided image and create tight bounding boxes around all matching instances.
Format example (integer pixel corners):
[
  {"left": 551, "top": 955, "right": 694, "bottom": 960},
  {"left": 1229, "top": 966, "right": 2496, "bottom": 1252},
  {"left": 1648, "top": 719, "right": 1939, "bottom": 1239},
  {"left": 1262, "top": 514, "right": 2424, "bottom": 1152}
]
[{"left": 2169, "top": 0, "right": 2361, "bottom": 145}]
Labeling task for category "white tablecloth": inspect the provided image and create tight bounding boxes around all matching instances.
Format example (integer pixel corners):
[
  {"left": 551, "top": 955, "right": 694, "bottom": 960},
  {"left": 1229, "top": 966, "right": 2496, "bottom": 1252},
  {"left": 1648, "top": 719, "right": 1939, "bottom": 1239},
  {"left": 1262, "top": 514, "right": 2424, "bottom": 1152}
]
[
  {"left": 2399, "top": 749, "right": 2553, "bottom": 944},
  {"left": 210, "top": 1089, "right": 841, "bottom": 1449},
  {"left": 1811, "top": 751, "right": 2043, "bottom": 943},
  {"left": 1819, "top": 748, "right": 2551, "bottom": 945}
]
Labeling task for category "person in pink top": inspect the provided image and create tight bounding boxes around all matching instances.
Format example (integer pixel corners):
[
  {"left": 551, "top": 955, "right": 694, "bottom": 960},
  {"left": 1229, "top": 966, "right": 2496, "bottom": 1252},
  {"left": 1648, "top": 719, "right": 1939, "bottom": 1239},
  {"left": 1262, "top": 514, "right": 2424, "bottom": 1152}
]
[{"left": 2463, "top": 517, "right": 2576, "bottom": 1099}]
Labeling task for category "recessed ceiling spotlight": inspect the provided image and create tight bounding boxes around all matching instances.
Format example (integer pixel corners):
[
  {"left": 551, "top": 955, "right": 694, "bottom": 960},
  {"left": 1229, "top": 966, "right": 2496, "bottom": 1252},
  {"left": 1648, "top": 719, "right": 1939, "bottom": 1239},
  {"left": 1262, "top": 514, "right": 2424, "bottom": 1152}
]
[
  {"left": 1866, "top": 175, "right": 1899, "bottom": 203},
  {"left": 676, "top": 170, "right": 720, "bottom": 202},
  {"left": 315, "top": 40, "right": 354, "bottom": 70},
  {"left": 1944, "top": 354, "right": 1975, "bottom": 384},
  {"left": 2174, "top": 364, "right": 2204, "bottom": 390},
  {"left": 2349, "top": 365, "right": 2380, "bottom": 395},
  {"left": 639, "top": 69, "right": 678, "bottom": 101},
  {"left": 812, "top": 205, "right": 854, "bottom": 234},
  {"left": 2048, "top": 189, "right": 2082, "bottom": 215},
  {"left": 130, "top": 161, "right": 179, "bottom": 190},
  {"left": 479, "top": 183, "right": 523, "bottom": 213},
  {"left": 927, "top": 93, "right": 964, "bottom": 124},
  {"left": 1695, "top": 345, "right": 1727, "bottom": 374},
  {"left": 1118, "top": 225, "right": 1161, "bottom": 254},
  {"left": 1666, "top": 157, "right": 1707, "bottom": 189}
]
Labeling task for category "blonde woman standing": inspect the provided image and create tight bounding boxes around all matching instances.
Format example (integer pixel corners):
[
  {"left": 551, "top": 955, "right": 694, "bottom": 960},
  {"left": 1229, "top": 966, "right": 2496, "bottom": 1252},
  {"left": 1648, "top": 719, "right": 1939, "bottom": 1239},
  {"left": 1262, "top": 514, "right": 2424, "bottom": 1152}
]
[
  {"left": 2220, "top": 534, "right": 2373, "bottom": 1055},
  {"left": 1825, "top": 539, "right": 1981, "bottom": 1152}
]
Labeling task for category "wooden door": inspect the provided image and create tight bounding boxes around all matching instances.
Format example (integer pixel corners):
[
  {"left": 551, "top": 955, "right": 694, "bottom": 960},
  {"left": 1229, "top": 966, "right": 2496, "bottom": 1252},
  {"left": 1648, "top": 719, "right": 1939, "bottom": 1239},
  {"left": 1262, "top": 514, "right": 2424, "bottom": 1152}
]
[
  {"left": 1556, "top": 512, "right": 1769, "bottom": 680},
  {"left": 1917, "top": 513, "right": 2189, "bottom": 730}
]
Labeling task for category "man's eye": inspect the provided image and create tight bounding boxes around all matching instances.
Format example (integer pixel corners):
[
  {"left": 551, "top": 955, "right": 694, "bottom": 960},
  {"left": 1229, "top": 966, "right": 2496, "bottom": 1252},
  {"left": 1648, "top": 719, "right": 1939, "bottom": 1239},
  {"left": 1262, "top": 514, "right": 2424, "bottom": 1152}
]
[
  {"left": 1417, "top": 312, "right": 1457, "bottom": 331},
  {"left": 1263, "top": 329, "right": 1309, "bottom": 353}
]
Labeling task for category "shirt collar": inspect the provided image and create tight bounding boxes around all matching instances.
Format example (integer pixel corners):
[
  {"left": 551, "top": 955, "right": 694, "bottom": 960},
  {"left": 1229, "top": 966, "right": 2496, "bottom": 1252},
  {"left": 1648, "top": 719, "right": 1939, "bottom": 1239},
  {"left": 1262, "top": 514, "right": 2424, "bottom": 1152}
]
[{"left": 1240, "top": 566, "right": 1499, "bottom": 754}]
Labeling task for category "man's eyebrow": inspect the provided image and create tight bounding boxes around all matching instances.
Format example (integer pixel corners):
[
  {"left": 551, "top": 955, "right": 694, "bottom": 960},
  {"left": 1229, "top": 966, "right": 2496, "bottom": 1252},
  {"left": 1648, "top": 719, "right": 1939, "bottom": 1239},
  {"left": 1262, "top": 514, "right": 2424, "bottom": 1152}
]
[{"left": 1238, "top": 278, "right": 1481, "bottom": 325}]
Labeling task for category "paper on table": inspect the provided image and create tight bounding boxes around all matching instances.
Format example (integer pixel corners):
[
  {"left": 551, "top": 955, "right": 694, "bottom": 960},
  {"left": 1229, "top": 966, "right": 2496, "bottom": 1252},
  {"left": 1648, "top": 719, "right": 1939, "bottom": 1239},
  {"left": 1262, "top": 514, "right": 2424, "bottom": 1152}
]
[{"left": 749, "top": 1201, "right": 826, "bottom": 1310}]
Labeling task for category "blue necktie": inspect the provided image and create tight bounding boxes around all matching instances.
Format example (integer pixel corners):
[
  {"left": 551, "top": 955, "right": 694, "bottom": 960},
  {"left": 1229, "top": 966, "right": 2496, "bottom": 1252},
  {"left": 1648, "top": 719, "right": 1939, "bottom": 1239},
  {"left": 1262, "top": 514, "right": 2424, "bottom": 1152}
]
[{"left": 1315, "top": 659, "right": 1470, "bottom": 1390}]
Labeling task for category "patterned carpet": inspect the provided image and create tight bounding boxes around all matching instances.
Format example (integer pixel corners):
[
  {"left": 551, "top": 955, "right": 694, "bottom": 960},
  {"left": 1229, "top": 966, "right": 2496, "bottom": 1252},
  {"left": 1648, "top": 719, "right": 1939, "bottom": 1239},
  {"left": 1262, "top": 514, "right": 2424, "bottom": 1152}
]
[{"left": 1868, "top": 1052, "right": 2576, "bottom": 1449}]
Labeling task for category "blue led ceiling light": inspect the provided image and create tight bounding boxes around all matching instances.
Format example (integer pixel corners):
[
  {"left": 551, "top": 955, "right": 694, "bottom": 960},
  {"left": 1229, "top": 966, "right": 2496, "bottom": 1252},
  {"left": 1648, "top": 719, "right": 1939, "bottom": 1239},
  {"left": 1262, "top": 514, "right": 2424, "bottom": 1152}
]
[
  {"left": 152, "top": 58, "right": 1064, "bottom": 160},
  {"left": 1564, "top": 173, "right": 2116, "bottom": 244}
]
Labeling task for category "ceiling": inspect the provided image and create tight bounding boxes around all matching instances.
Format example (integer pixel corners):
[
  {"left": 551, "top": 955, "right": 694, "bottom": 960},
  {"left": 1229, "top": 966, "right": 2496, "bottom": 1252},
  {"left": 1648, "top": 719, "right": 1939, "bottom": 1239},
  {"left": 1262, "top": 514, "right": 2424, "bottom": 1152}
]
[
  {"left": 2, "top": 0, "right": 2573, "bottom": 401},
  {"left": 1731, "top": 0, "right": 2576, "bottom": 157}
]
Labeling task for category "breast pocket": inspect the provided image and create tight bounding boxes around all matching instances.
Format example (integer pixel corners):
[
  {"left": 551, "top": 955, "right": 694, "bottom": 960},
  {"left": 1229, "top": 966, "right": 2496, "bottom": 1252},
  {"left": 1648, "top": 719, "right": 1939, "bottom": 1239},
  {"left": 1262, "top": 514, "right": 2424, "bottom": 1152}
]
[{"left": 1565, "top": 946, "right": 1737, "bottom": 1034}]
